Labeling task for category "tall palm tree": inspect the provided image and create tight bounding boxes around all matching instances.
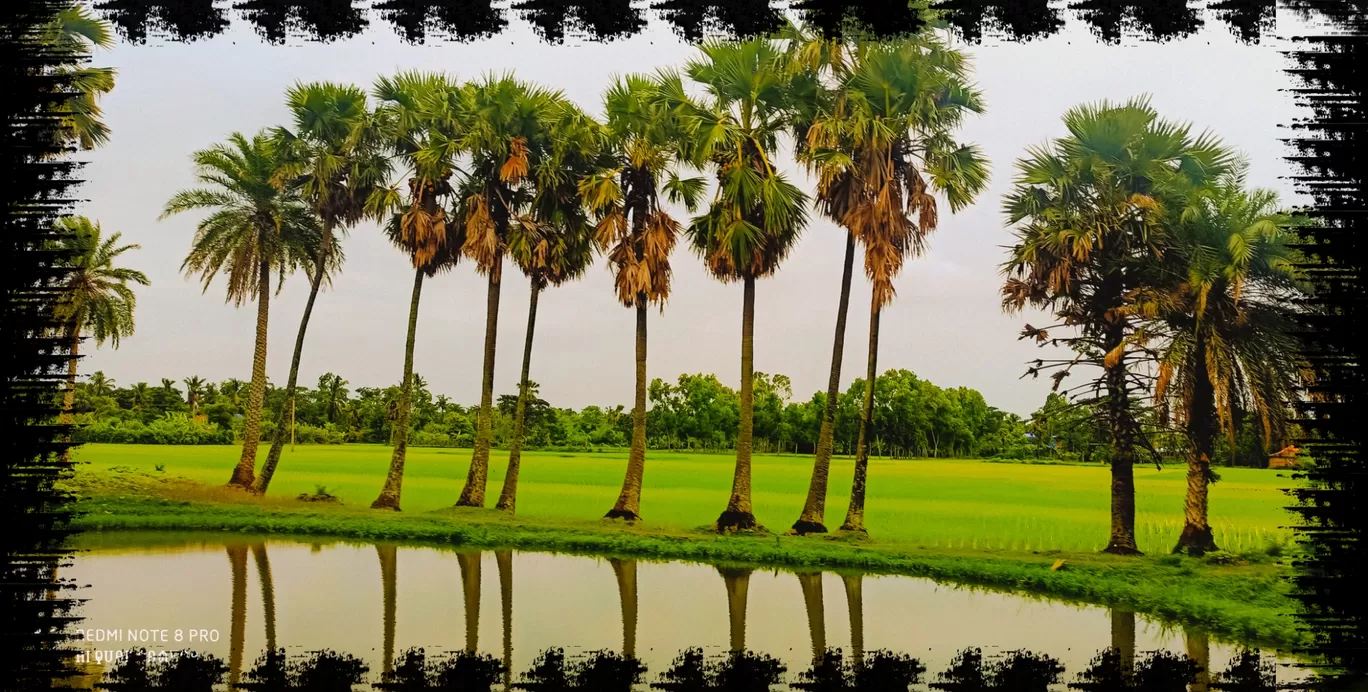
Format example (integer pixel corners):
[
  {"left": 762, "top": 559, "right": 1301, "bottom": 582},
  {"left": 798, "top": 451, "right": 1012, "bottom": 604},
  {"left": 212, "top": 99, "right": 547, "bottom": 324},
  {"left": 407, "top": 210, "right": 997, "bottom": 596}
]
[
  {"left": 682, "top": 37, "right": 810, "bottom": 532},
  {"left": 1154, "top": 165, "right": 1304, "bottom": 555},
  {"left": 1001, "top": 97, "right": 1234, "bottom": 554},
  {"left": 88, "top": 371, "right": 114, "bottom": 396},
  {"left": 52, "top": 217, "right": 148, "bottom": 459},
  {"left": 319, "top": 372, "right": 349, "bottom": 424},
  {"left": 159, "top": 378, "right": 178, "bottom": 396},
  {"left": 788, "top": 32, "right": 988, "bottom": 534},
  {"left": 41, "top": 4, "right": 116, "bottom": 152},
  {"left": 454, "top": 74, "right": 565, "bottom": 509},
  {"left": 163, "top": 131, "right": 320, "bottom": 490},
  {"left": 220, "top": 378, "right": 246, "bottom": 408},
  {"left": 130, "top": 382, "right": 150, "bottom": 410},
  {"left": 256, "top": 81, "right": 391, "bottom": 494},
  {"left": 583, "top": 72, "right": 705, "bottom": 522},
  {"left": 183, "top": 375, "right": 206, "bottom": 414},
  {"left": 368, "top": 72, "right": 467, "bottom": 511},
  {"left": 494, "top": 99, "right": 601, "bottom": 513}
]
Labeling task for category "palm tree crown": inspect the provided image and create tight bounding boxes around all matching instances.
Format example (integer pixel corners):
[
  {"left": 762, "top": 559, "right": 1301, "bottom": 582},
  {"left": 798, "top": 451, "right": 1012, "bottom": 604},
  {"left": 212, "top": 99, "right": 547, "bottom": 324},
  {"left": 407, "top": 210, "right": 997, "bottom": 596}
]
[{"left": 53, "top": 216, "right": 150, "bottom": 347}]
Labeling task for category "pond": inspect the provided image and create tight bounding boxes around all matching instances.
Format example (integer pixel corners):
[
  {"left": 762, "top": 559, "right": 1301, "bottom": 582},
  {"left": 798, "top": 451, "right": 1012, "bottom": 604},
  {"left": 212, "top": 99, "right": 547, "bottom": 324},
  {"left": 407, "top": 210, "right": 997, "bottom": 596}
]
[{"left": 62, "top": 533, "right": 1302, "bottom": 690}]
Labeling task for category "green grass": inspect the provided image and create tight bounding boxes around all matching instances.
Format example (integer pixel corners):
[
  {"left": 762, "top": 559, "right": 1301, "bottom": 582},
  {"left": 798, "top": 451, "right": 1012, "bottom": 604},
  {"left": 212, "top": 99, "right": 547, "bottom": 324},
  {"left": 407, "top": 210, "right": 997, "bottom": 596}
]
[{"left": 74, "top": 443, "right": 1300, "bottom": 554}]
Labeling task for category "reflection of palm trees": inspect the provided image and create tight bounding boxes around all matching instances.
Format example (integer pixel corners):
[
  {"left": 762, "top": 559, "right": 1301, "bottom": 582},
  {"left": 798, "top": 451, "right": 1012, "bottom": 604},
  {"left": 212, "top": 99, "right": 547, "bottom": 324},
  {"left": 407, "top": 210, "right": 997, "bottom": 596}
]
[
  {"left": 377, "top": 545, "right": 397, "bottom": 676},
  {"left": 496, "top": 551, "right": 513, "bottom": 692},
  {"left": 1185, "top": 628, "right": 1210, "bottom": 692},
  {"left": 227, "top": 544, "right": 248, "bottom": 687},
  {"left": 1110, "top": 609, "right": 1135, "bottom": 672},
  {"left": 717, "top": 567, "right": 751, "bottom": 652},
  {"left": 796, "top": 572, "right": 825, "bottom": 663},
  {"left": 610, "top": 558, "right": 638, "bottom": 658},
  {"left": 841, "top": 574, "right": 863, "bottom": 666},
  {"left": 251, "top": 544, "right": 276, "bottom": 651},
  {"left": 458, "top": 552, "right": 481, "bottom": 654}
]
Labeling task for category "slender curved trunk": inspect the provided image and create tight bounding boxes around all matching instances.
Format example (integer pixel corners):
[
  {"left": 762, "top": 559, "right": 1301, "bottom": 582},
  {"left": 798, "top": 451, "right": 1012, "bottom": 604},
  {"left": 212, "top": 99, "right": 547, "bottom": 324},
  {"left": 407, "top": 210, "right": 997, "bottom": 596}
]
[
  {"left": 1110, "top": 608, "right": 1135, "bottom": 673},
  {"left": 258, "top": 235, "right": 330, "bottom": 494},
  {"left": 842, "top": 574, "right": 863, "bottom": 668},
  {"left": 228, "top": 259, "right": 272, "bottom": 489},
  {"left": 718, "top": 567, "right": 750, "bottom": 652},
  {"left": 717, "top": 277, "right": 757, "bottom": 532},
  {"left": 227, "top": 545, "right": 248, "bottom": 687},
  {"left": 607, "top": 301, "right": 649, "bottom": 521},
  {"left": 496, "top": 281, "right": 539, "bottom": 513},
  {"left": 1185, "top": 628, "right": 1211, "bottom": 692},
  {"left": 1102, "top": 322, "right": 1141, "bottom": 554},
  {"left": 610, "top": 558, "right": 637, "bottom": 659},
  {"left": 251, "top": 543, "right": 276, "bottom": 652},
  {"left": 841, "top": 300, "right": 880, "bottom": 533},
  {"left": 372, "top": 270, "right": 424, "bottom": 510},
  {"left": 1174, "top": 336, "right": 1219, "bottom": 555},
  {"left": 793, "top": 234, "right": 855, "bottom": 535},
  {"left": 458, "top": 552, "right": 481, "bottom": 654},
  {"left": 459, "top": 261, "right": 502, "bottom": 508},
  {"left": 796, "top": 572, "right": 826, "bottom": 663},
  {"left": 377, "top": 545, "right": 397, "bottom": 676},
  {"left": 58, "top": 323, "right": 79, "bottom": 464},
  {"left": 496, "top": 551, "right": 513, "bottom": 692}
]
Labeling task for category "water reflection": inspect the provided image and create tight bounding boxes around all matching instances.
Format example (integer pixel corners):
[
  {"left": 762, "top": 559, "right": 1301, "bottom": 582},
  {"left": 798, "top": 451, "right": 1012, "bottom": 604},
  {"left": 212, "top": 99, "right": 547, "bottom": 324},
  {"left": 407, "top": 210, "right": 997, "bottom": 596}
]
[{"left": 68, "top": 537, "right": 1303, "bottom": 690}]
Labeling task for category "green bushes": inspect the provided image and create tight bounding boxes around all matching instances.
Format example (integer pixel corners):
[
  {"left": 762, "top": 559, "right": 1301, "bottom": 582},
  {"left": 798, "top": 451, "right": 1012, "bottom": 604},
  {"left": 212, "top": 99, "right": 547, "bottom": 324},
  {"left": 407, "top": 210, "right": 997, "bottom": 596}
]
[{"left": 75, "top": 413, "right": 232, "bottom": 445}]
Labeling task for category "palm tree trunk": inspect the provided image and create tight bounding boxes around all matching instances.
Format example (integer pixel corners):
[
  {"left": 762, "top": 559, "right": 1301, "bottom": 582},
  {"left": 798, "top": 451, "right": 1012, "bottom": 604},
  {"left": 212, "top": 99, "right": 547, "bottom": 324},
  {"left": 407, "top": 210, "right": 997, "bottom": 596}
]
[
  {"left": 251, "top": 543, "right": 276, "bottom": 652},
  {"left": 718, "top": 567, "right": 750, "bottom": 652},
  {"left": 459, "top": 262, "right": 502, "bottom": 508},
  {"left": 1102, "top": 325, "right": 1141, "bottom": 555},
  {"left": 1185, "top": 628, "right": 1211, "bottom": 692},
  {"left": 796, "top": 572, "right": 826, "bottom": 664},
  {"left": 372, "top": 270, "right": 424, "bottom": 511},
  {"left": 610, "top": 558, "right": 637, "bottom": 659},
  {"left": 496, "top": 551, "right": 513, "bottom": 692},
  {"left": 841, "top": 300, "right": 880, "bottom": 533},
  {"left": 842, "top": 574, "right": 863, "bottom": 668},
  {"left": 717, "top": 277, "right": 758, "bottom": 532},
  {"left": 1175, "top": 340, "right": 1219, "bottom": 555},
  {"left": 58, "top": 323, "right": 80, "bottom": 464},
  {"left": 607, "top": 301, "right": 648, "bottom": 521},
  {"left": 377, "top": 545, "right": 397, "bottom": 676},
  {"left": 228, "top": 260, "right": 272, "bottom": 489},
  {"left": 227, "top": 544, "right": 248, "bottom": 688},
  {"left": 496, "top": 281, "right": 539, "bottom": 513},
  {"left": 793, "top": 234, "right": 855, "bottom": 535},
  {"left": 458, "top": 552, "right": 481, "bottom": 654},
  {"left": 1110, "top": 608, "right": 1135, "bottom": 673},
  {"left": 257, "top": 242, "right": 329, "bottom": 494}
]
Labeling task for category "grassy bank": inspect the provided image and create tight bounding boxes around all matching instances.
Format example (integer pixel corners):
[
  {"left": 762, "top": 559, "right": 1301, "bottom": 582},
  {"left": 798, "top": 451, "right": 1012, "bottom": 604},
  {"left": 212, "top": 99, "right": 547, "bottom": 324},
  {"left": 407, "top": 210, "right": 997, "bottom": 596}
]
[
  {"left": 73, "top": 444, "right": 1299, "bottom": 553},
  {"left": 65, "top": 464, "right": 1305, "bottom": 651}
]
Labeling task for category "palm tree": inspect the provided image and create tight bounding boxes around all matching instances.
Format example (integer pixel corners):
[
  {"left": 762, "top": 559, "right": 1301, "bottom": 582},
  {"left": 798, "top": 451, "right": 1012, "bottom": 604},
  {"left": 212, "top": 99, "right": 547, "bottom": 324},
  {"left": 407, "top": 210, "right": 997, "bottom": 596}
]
[
  {"left": 1001, "top": 97, "right": 1235, "bottom": 554},
  {"left": 88, "top": 371, "right": 114, "bottom": 396},
  {"left": 787, "top": 31, "right": 988, "bottom": 534},
  {"left": 183, "top": 376, "right": 206, "bottom": 414},
  {"left": 319, "top": 373, "right": 349, "bottom": 424},
  {"left": 163, "top": 131, "right": 320, "bottom": 490},
  {"left": 583, "top": 72, "right": 704, "bottom": 522},
  {"left": 1154, "top": 165, "right": 1305, "bottom": 555},
  {"left": 368, "top": 72, "right": 467, "bottom": 511},
  {"left": 255, "top": 81, "right": 391, "bottom": 495},
  {"left": 130, "top": 382, "right": 150, "bottom": 410},
  {"left": 681, "top": 37, "right": 810, "bottom": 531},
  {"left": 52, "top": 217, "right": 148, "bottom": 459},
  {"left": 454, "top": 74, "right": 566, "bottom": 509},
  {"left": 494, "top": 98, "right": 601, "bottom": 514},
  {"left": 41, "top": 4, "right": 116, "bottom": 151}
]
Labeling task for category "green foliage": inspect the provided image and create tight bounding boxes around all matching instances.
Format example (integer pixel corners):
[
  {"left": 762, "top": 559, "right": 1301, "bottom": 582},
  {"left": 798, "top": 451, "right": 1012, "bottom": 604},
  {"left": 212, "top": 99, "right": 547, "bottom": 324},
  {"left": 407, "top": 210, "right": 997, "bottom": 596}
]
[{"left": 75, "top": 413, "right": 232, "bottom": 445}]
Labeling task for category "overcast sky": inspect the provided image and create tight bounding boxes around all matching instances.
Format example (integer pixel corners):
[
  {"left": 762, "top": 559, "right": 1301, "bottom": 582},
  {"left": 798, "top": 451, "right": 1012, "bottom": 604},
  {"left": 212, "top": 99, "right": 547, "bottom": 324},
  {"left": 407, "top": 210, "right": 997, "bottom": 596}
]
[{"left": 72, "top": 7, "right": 1308, "bottom": 417}]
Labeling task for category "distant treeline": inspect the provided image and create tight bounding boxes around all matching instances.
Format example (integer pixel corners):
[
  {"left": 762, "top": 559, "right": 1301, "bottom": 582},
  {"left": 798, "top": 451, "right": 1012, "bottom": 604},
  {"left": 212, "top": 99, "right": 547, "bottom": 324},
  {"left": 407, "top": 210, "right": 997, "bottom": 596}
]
[{"left": 70, "top": 368, "right": 1277, "bottom": 466}]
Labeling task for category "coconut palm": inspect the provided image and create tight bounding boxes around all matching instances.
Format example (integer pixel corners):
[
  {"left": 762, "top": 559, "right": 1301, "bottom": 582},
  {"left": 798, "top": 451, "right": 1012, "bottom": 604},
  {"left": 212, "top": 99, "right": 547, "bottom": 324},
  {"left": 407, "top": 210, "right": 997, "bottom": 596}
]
[
  {"left": 88, "top": 371, "right": 114, "bottom": 396},
  {"left": 367, "top": 72, "right": 467, "bottom": 512},
  {"left": 162, "top": 131, "right": 320, "bottom": 490},
  {"left": 255, "top": 81, "right": 391, "bottom": 495},
  {"left": 183, "top": 375, "right": 206, "bottom": 414},
  {"left": 319, "top": 373, "right": 348, "bottom": 424},
  {"left": 453, "top": 74, "right": 566, "bottom": 508},
  {"left": 493, "top": 100, "right": 601, "bottom": 514},
  {"left": 41, "top": 4, "right": 116, "bottom": 151},
  {"left": 1001, "top": 97, "right": 1235, "bottom": 554},
  {"left": 1154, "top": 164, "right": 1305, "bottom": 555},
  {"left": 786, "top": 30, "right": 989, "bottom": 534},
  {"left": 582, "top": 72, "right": 705, "bottom": 522},
  {"left": 131, "top": 382, "right": 150, "bottom": 410},
  {"left": 681, "top": 37, "right": 810, "bottom": 532},
  {"left": 52, "top": 217, "right": 149, "bottom": 458},
  {"left": 220, "top": 378, "right": 246, "bottom": 409}
]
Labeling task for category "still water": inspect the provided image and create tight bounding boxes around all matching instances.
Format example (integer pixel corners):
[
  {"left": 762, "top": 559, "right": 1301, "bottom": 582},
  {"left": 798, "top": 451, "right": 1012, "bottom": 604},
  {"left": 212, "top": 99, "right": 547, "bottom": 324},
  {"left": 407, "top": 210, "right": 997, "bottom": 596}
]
[{"left": 63, "top": 532, "right": 1301, "bottom": 689}]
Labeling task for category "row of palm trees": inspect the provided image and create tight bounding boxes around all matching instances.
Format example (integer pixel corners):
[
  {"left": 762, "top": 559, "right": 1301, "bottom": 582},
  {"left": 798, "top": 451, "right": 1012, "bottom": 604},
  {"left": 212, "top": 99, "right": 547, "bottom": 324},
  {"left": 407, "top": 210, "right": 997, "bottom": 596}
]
[{"left": 161, "top": 25, "right": 990, "bottom": 536}]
